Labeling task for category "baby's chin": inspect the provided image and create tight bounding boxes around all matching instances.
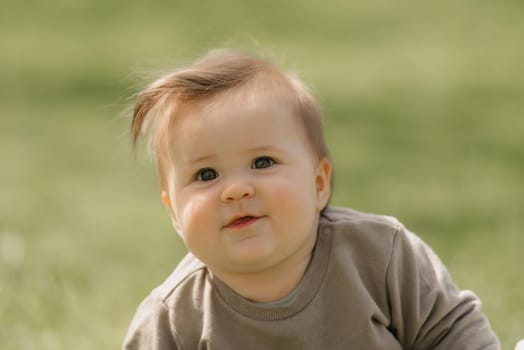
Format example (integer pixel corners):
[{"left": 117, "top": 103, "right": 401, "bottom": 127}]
[{"left": 222, "top": 239, "right": 281, "bottom": 272}]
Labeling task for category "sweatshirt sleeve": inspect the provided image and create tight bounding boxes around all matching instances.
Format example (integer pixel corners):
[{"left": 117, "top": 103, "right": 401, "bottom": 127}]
[
  {"left": 385, "top": 224, "right": 500, "bottom": 350},
  {"left": 122, "top": 294, "right": 180, "bottom": 350}
]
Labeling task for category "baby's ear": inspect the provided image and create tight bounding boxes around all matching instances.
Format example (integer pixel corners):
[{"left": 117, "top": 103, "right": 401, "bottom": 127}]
[
  {"left": 161, "top": 191, "right": 172, "bottom": 209},
  {"left": 161, "top": 191, "right": 182, "bottom": 233},
  {"left": 315, "top": 158, "right": 332, "bottom": 210}
]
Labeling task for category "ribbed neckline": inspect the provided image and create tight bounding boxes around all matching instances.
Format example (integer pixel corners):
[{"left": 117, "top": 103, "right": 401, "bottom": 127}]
[{"left": 211, "top": 222, "right": 333, "bottom": 321}]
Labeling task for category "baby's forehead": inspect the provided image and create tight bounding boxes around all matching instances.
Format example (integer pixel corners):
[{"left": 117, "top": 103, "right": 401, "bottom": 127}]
[
  {"left": 177, "top": 78, "right": 298, "bottom": 120},
  {"left": 165, "top": 112, "right": 314, "bottom": 176}
]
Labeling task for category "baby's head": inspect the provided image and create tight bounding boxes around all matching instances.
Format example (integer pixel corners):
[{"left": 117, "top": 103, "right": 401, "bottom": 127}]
[
  {"left": 132, "top": 49, "right": 330, "bottom": 190},
  {"left": 131, "top": 49, "right": 332, "bottom": 279}
]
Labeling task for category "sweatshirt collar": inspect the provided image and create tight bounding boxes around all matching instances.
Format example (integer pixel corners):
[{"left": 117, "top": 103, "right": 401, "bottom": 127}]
[{"left": 211, "top": 222, "right": 333, "bottom": 321}]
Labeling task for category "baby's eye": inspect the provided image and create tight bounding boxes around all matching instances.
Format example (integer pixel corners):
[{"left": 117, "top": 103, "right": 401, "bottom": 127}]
[
  {"left": 251, "top": 156, "right": 275, "bottom": 169},
  {"left": 195, "top": 168, "right": 218, "bottom": 181}
]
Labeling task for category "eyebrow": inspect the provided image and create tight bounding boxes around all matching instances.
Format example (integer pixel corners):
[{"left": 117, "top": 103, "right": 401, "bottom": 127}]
[
  {"left": 185, "top": 145, "right": 281, "bottom": 164},
  {"left": 186, "top": 154, "right": 216, "bottom": 164},
  {"left": 247, "top": 144, "right": 281, "bottom": 153}
]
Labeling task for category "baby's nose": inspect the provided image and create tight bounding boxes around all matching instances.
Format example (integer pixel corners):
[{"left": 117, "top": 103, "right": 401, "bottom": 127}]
[{"left": 220, "top": 181, "right": 255, "bottom": 202}]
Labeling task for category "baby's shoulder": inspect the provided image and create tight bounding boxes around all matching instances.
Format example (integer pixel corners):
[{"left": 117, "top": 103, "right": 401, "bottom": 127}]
[
  {"left": 321, "top": 206, "right": 403, "bottom": 236},
  {"left": 147, "top": 253, "right": 208, "bottom": 303},
  {"left": 319, "top": 206, "right": 410, "bottom": 265}
]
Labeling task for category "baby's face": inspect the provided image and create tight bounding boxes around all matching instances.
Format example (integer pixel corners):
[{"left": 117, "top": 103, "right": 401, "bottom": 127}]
[{"left": 163, "top": 92, "right": 331, "bottom": 277}]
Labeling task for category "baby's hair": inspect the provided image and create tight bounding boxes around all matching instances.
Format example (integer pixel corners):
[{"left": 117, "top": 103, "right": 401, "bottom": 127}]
[{"left": 131, "top": 48, "right": 330, "bottom": 190}]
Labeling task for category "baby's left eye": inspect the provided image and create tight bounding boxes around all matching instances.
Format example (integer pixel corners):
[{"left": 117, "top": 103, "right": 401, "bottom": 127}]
[{"left": 252, "top": 156, "right": 275, "bottom": 169}]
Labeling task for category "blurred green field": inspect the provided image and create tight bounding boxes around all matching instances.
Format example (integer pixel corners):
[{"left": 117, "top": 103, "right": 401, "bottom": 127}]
[{"left": 1, "top": 0, "right": 523, "bottom": 348}]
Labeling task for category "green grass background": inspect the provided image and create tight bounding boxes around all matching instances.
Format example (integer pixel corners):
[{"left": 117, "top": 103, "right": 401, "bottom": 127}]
[{"left": 1, "top": 0, "right": 523, "bottom": 348}]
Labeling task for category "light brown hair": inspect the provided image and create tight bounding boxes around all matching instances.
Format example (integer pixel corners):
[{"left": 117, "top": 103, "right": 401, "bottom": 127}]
[{"left": 131, "top": 48, "right": 330, "bottom": 190}]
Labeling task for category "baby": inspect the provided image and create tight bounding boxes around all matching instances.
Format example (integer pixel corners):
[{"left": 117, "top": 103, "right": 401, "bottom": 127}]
[{"left": 123, "top": 49, "right": 500, "bottom": 349}]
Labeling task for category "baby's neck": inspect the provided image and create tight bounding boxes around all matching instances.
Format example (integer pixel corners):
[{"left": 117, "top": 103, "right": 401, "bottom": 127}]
[
  {"left": 211, "top": 234, "right": 316, "bottom": 303},
  {"left": 232, "top": 259, "right": 310, "bottom": 303}
]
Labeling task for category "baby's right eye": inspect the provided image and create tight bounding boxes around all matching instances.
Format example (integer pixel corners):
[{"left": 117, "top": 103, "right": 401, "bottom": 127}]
[{"left": 195, "top": 168, "right": 218, "bottom": 181}]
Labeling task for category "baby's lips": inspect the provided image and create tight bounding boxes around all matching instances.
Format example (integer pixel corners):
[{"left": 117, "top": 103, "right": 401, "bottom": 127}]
[
  {"left": 230, "top": 216, "right": 255, "bottom": 225},
  {"left": 224, "top": 214, "right": 262, "bottom": 229}
]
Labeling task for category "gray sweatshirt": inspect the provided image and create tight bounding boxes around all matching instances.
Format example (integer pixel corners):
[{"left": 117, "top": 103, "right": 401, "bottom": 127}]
[{"left": 123, "top": 206, "right": 500, "bottom": 349}]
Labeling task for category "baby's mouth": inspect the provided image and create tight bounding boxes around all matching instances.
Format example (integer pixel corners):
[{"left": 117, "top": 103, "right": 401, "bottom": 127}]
[
  {"left": 225, "top": 215, "right": 261, "bottom": 229},
  {"left": 233, "top": 216, "right": 254, "bottom": 224}
]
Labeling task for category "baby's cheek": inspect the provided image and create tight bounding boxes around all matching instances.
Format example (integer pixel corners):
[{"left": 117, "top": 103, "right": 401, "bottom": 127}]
[
  {"left": 178, "top": 195, "right": 215, "bottom": 236},
  {"left": 268, "top": 178, "right": 317, "bottom": 211},
  {"left": 177, "top": 197, "right": 220, "bottom": 263}
]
